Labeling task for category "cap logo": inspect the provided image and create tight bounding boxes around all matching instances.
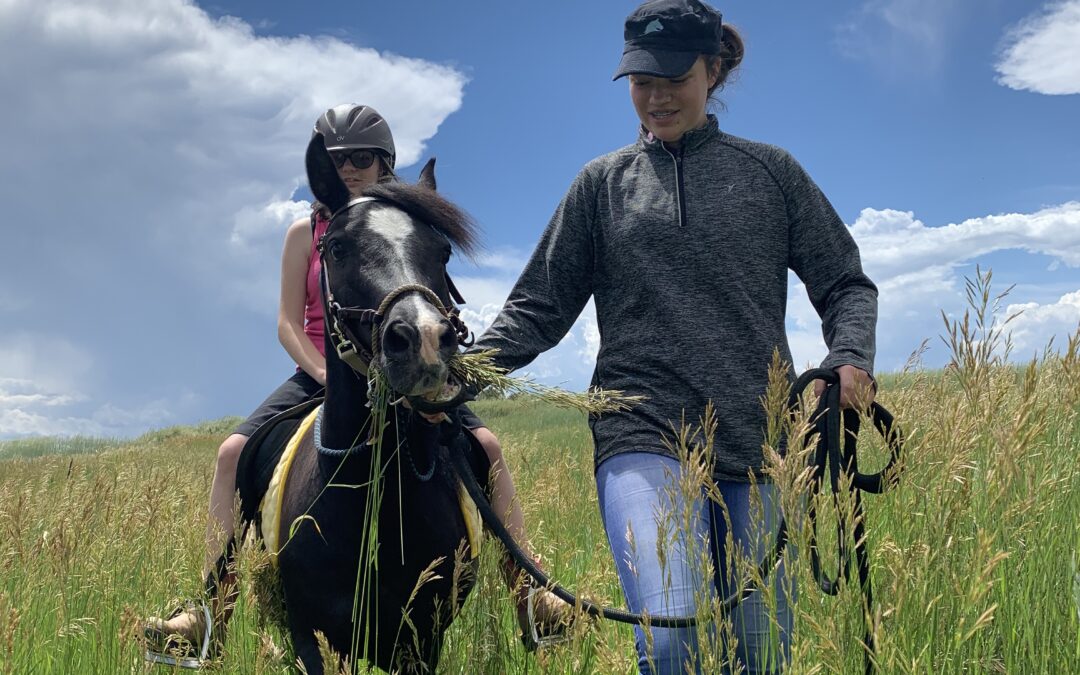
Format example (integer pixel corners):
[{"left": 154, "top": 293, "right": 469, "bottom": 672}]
[{"left": 644, "top": 19, "right": 664, "bottom": 34}]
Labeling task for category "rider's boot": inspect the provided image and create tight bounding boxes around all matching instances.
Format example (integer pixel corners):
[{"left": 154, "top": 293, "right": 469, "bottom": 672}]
[
  {"left": 143, "top": 549, "right": 237, "bottom": 669},
  {"left": 501, "top": 550, "right": 574, "bottom": 651}
]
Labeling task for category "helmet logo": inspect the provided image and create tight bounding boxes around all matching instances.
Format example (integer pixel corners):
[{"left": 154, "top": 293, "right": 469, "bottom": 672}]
[{"left": 336, "top": 135, "right": 345, "bottom": 141}]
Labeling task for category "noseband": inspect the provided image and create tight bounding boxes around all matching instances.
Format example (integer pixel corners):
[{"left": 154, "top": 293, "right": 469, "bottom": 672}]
[{"left": 316, "top": 197, "right": 474, "bottom": 387}]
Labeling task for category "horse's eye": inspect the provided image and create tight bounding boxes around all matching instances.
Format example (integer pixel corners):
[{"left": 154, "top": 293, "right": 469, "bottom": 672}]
[{"left": 328, "top": 240, "right": 345, "bottom": 261}]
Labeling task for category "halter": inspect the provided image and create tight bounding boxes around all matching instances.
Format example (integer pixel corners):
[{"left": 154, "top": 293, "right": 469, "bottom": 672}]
[{"left": 316, "top": 197, "right": 474, "bottom": 387}]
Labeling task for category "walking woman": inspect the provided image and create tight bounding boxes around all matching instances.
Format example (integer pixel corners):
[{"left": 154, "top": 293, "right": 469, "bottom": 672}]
[
  {"left": 471, "top": 1, "right": 878, "bottom": 672},
  {"left": 144, "top": 104, "right": 566, "bottom": 667}
]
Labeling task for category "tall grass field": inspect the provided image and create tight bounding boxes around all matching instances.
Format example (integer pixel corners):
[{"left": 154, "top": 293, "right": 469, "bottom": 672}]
[{"left": 2, "top": 282, "right": 1078, "bottom": 674}]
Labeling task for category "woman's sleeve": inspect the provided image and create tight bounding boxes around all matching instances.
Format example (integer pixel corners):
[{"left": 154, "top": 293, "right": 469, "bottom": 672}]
[
  {"left": 781, "top": 153, "right": 879, "bottom": 375},
  {"left": 470, "top": 167, "right": 598, "bottom": 373}
]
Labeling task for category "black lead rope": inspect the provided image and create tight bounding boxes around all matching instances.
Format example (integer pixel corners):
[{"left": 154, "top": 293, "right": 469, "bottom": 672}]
[
  {"left": 790, "top": 368, "right": 904, "bottom": 674},
  {"left": 447, "top": 369, "right": 903, "bottom": 670}
]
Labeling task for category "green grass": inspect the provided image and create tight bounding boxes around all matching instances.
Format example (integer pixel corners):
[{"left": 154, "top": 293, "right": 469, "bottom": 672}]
[
  {"left": 2, "top": 358, "right": 1077, "bottom": 674},
  {"left": 0, "top": 436, "right": 120, "bottom": 460},
  {"left": 2, "top": 277, "right": 1079, "bottom": 673}
]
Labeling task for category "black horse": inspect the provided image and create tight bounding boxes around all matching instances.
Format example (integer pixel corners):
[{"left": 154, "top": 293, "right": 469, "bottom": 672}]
[{"left": 238, "top": 134, "right": 490, "bottom": 674}]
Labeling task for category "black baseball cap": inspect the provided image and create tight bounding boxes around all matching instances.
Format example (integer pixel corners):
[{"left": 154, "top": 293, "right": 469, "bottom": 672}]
[{"left": 613, "top": 0, "right": 724, "bottom": 80}]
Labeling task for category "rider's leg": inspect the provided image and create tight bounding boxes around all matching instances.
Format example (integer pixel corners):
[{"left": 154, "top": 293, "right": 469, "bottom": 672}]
[
  {"left": 204, "top": 433, "right": 247, "bottom": 576},
  {"left": 468, "top": 424, "right": 572, "bottom": 647},
  {"left": 470, "top": 426, "right": 527, "bottom": 544},
  {"left": 146, "top": 370, "right": 323, "bottom": 653},
  {"left": 202, "top": 368, "right": 322, "bottom": 580},
  {"left": 149, "top": 433, "right": 247, "bottom": 643}
]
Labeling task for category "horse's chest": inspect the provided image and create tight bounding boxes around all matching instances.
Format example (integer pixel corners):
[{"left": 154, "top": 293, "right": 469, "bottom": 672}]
[{"left": 284, "top": 445, "right": 471, "bottom": 564}]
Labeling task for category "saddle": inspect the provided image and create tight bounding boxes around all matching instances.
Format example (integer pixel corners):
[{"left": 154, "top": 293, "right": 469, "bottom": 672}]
[
  {"left": 235, "top": 400, "right": 488, "bottom": 564},
  {"left": 236, "top": 396, "right": 323, "bottom": 535}
]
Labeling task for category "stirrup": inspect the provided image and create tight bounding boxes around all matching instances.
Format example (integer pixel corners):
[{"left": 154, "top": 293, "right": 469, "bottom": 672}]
[
  {"left": 144, "top": 601, "right": 214, "bottom": 669},
  {"left": 526, "top": 586, "right": 571, "bottom": 650}
]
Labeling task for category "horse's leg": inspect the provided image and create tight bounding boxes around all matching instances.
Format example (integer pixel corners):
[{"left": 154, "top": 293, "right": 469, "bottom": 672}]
[
  {"left": 280, "top": 470, "right": 325, "bottom": 673},
  {"left": 288, "top": 620, "right": 324, "bottom": 675}
]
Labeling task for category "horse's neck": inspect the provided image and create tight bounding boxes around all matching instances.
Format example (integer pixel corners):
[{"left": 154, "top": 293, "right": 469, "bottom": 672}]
[{"left": 319, "top": 355, "right": 375, "bottom": 451}]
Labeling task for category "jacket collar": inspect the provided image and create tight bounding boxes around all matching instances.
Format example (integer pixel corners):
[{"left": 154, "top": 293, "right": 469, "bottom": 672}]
[{"left": 638, "top": 114, "right": 721, "bottom": 155}]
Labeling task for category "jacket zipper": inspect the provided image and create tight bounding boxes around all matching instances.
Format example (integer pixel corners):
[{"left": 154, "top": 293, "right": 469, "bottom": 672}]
[{"left": 664, "top": 144, "right": 687, "bottom": 227}]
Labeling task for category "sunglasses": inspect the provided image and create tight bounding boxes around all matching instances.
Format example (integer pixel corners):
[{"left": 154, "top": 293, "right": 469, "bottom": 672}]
[{"left": 330, "top": 149, "right": 380, "bottom": 170}]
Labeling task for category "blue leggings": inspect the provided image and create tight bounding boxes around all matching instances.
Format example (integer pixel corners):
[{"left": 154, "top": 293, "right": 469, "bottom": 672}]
[{"left": 597, "top": 452, "right": 794, "bottom": 674}]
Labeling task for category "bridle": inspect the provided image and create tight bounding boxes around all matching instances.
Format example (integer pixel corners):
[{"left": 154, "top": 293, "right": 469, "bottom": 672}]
[{"left": 316, "top": 196, "right": 474, "bottom": 411}]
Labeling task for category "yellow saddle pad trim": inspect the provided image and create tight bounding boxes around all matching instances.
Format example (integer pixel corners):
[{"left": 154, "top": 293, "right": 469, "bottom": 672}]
[
  {"left": 259, "top": 404, "right": 320, "bottom": 566},
  {"left": 458, "top": 480, "right": 482, "bottom": 560}
]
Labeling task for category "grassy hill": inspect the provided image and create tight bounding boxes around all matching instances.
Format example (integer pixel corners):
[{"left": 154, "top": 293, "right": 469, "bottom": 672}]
[{"left": 2, "top": 349, "right": 1078, "bottom": 674}]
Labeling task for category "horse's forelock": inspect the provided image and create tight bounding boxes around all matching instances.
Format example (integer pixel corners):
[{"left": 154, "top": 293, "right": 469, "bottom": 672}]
[{"left": 360, "top": 182, "right": 479, "bottom": 259}]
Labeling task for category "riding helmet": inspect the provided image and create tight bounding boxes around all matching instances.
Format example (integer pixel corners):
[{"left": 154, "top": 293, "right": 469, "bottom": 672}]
[{"left": 313, "top": 104, "right": 397, "bottom": 170}]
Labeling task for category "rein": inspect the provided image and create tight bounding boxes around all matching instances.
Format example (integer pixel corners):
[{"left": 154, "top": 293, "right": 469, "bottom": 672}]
[{"left": 447, "top": 368, "right": 904, "bottom": 672}]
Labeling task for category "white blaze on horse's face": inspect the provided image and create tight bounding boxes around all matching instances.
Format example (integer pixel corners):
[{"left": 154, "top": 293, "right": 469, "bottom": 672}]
[{"left": 366, "top": 206, "right": 449, "bottom": 376}]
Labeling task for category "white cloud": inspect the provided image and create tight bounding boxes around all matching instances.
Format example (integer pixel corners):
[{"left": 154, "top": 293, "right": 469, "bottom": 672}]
[
  {"left": 0, "top": 0, "right": 468, "bottom": 314},
  {"left": 0, "top": 0, "right": 471, "bottom": 437},
  {"left": 0, "top": 379, "right": 83, "bottom": 408},
  {"left": 454, "top": 261, "right": 598, "bottom": 391},
  {"left": 0, "top": 337, "right": 187, "bottom": 438},
  {"left": 230, "top": 198, "right": 312, "bottom": 247},
  {"left": 2, "top": 0, "right": 465, "bottom": 166},
  {"left": 0, "top": 397, "right": 181, "bottom": 438},
  {"left": 579, "top": 306, "right": 601, "bottom": 366},
  {"left": 787, "top": 202, "right": 1080, "bottom": 371},
  {"left": 454, "top": 277, "right": 516, "bottom": 315},
  {"left": 851, "top": 202, "right": 1080, "bottom": 277},
  {"left": 996, "top": 1, "right": 1080, "bottom": 95},
  {"left": 1005, "top": 289, "right": 1080, "bottom": 355},
  {"left": 0, "top": 408, "right": 81, "bottom": 437},
  {"left": 786, "top": 327, "right": 828, "bottom": 373}
]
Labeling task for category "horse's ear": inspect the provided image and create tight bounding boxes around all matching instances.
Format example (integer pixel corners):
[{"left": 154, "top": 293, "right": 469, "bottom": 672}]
[
  {"left": 306, "top": 133, "right": 349, "bottom": 214},
  {"left": 417, "top": 157, "right": 437, "bottom": 191}
]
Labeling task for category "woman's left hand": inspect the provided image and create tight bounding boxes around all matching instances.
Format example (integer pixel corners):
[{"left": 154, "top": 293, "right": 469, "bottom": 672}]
[{"left": 814, "top": 364, "right": 876, "bottom": 410}]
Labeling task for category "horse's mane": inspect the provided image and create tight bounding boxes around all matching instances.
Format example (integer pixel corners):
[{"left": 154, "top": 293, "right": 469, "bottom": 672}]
[{"left": 361, "top": 181, "right": 479, "bottom": 259}]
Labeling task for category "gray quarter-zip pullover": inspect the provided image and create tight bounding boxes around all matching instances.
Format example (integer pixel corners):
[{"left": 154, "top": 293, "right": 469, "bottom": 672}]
[{"left": 473, "top": 116, "right": 878, "bottom": 481}]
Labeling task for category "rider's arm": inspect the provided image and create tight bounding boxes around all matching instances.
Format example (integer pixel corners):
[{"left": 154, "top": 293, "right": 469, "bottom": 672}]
[{"left": 278, "top": 218, "right": 327, "bottom": 385}]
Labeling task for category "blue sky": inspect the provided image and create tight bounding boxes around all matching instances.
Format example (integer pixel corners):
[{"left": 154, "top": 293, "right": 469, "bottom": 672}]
[{"left": 1, "top": 0, "right": 1078, "bottom": 438}]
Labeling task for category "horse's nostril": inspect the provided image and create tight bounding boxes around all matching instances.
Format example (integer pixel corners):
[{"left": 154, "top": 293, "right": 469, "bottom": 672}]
[
  {"left": 438, "top": 319, "right": 458, "bottom": 351},
  {"left": 384, "top": 321, "right": 416, "bottom": 355}
]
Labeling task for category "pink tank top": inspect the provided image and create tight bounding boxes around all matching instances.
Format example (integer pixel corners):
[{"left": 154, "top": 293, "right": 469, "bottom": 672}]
[{"left": 303, "top": 212, "right": 329, "bottom": 357}]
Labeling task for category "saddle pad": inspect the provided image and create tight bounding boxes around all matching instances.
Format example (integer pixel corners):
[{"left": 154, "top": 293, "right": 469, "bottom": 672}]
[
  {"left": 236, "top": 396, "right": 324, "bottom": 529},
  {"left": 258, "top": 405, "right": 483, "bottom": 565},
  {"left": 260, "top": 405, "right": 320, "bottom": 565}
]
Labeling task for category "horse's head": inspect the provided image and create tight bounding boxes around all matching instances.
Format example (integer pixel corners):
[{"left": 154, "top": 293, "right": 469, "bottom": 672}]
[{"left": 305, "top": 133, "right": 478, "bottom": 403}]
